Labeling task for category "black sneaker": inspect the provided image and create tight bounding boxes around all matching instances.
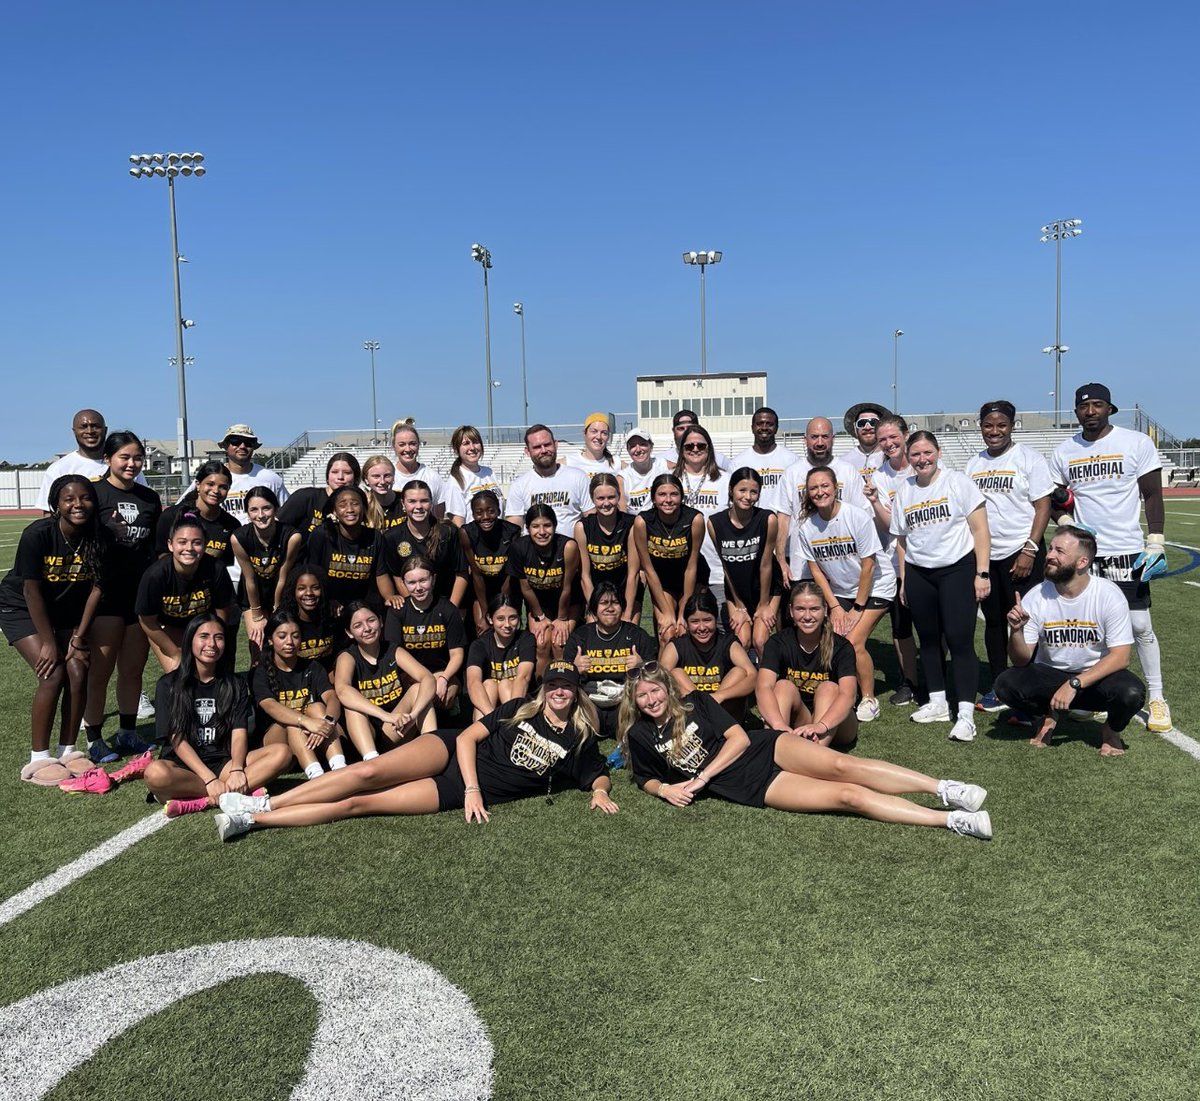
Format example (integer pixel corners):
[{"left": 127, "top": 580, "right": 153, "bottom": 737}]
[
  {"left": 889, "top": 683, "right": 916, "bottom": 706},
  {"left": 87, "top": 738, "right": 119, "bottom": 764}
]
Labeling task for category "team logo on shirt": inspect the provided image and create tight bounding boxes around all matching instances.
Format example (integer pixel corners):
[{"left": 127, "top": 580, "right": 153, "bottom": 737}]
[
  {"left": 277, "top": 687, "right": 312, "bottom": 711},
  {"left": 648, "top": 534, "right": 689, "bottom": 560},
  {"left": 195, "top": 697, "right": 216, "bottom": 726},
  {"left": 525, "top": 563, "right": 564, "bottom": 589},
  {"left": 117, "top": 501, "right": 139, "bottom": 525},
  {"left": 786, "top": 666, "right": 829, "bottom": 694},
  {"left": 654, "top": 720, "right": 708, "bottom": 774},
  {"left": 531, "top": 490, "right": 570, "bottom": 509},
  {"left": 682, "top": 663, "right": 722, "bottom": 692},
  {"left": 1066, "top": 455, "right": 1125, "bottom": 483},
  {"left": 475, "top": 553, "right": 506, "bottom": 577},
  {"left": 810, "top": 536, "right": 858, "bottom": 562},
  {"left": 902, "top": 497, "right": 952, "bottom": 528},
  {"left": 328, "top": 552, "right": 372, "bottom": 581},
  {"left": 42, "top": 554, "right": 90, "bottom": 583},
  {"left": 721, "top": 536, "right": 760, "bottom": 564},
  {"left": 1041, "top": 619, "right": 1102, "bottom": 648},
  {"left": 510, "top": 722, "right": 567, "bottom": 774},
  {"left": 161, "top": 587, "right": 212, "bottom": 620},
  {"left": 972, "top": 471, "right": 1017, "bottom": 493},
  {"left": 395, "top": 541, "right": 414, "bottom": 559},
  {"left": 358, "top": 666, "right": 404, "bottom": 706},
  {"left": 581, "top": 646, "right": 633, "bottom": 676},
  {"left": 587, "top": 540, "right": 627, "bottom": 569},
  {"left": 403, "top": 621, "right": 446, "bottom": 651}
]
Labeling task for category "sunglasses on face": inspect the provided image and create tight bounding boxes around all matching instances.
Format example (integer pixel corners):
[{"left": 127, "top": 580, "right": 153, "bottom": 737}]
[
  {"left": 227, "top": 437, "right": 254, "bottom": 447},
  {"left": 682, "top": 442, "right": 708, "bottom": 452},
  {"left": 855, "top": 418, "right": 879, "bottom": 429}
]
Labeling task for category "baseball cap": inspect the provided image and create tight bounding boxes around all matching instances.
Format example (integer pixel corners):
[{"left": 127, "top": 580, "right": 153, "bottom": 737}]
[
  {"left": 1074, "top": 383, "right": 1118, "bottom": 413},
  {"left": 625, "top": 431, "right": 652, "bottom": 448},
  {"left": 543, "top": 660, "right": 580, "bottom": 687},
  {"left": 672, "top": 409, "right": 698, "bottom": 428}
]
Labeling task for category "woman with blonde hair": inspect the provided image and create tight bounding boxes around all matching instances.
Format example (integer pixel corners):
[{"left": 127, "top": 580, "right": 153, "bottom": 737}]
[
  {"left": 391, "top": 420, "right": 448, "bottom": 519},
  {"left": 618, "top": 664, "right": 992, "bottom": 839},
  {"left": 362, "top": 454, "right": 407, "bottom": 532},
  {"left": 444, "top": 425, "right": 503, "bottom": 523}
]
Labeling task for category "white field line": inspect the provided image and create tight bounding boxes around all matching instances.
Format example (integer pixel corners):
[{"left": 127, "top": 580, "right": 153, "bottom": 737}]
[
  {"left": 0, "top": 811, "right": 170, "bottom": 930},
  {"left": 1156, "top": 726, "right": 1200, "bottom": 761},
  {"left": 1185, "top": 581, "right": 1200, "bottom": 589}
]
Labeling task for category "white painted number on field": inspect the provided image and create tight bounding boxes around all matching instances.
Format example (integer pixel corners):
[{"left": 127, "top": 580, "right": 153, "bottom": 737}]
[{"left": 0, "top": 937, "right": 492, "bottom": 1100}]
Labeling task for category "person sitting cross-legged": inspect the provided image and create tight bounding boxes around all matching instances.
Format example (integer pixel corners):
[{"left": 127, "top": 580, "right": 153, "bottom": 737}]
[{"left": 994, "top": 525, "right": 1146, "bottom": 756}]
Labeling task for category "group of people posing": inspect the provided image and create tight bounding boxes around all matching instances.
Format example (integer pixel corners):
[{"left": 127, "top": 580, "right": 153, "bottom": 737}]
[{"left": 4, "top": 381, "right": 1169, "bottom": 839}]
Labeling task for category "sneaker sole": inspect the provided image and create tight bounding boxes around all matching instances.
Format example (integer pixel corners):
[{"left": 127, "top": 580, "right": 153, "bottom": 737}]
[
  {"left": 910, "top": 713, "right": 952, "bottom": 724},
  {"left": 975, "top": 702, "right": 1006, "bottom": 713}
]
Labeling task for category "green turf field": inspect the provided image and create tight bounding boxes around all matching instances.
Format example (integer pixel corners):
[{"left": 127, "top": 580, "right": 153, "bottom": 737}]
[{"left": 0, "top": 509, "right": 1197, "bottom": 1100}]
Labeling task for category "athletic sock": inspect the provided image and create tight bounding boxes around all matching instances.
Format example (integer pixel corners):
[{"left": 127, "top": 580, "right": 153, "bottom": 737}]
[
  {"left": 957, "top": 701, "right": 974, "bottom": 720},
  {"left": 1130, "top": 609, "right": 1164, "bottom": 697},
  {"left": 362, "top": 750, "right": 380, "bottom": 761},
  {"left": 29, "top": 749, "right": 51, "bottom": 764},
  {"left": 57, "top": 744, "right": 76, "bottom": 759},
  {"left": 118, "top": 712, "right": 137, "bottom": 730},
  {"left": 303, "top": 761, "right": 324, "bottom": 780},
  {"left": 85, "top": 725, "right": 104, "bottom": 744},
  {"left": 328, "top": 754, "right": 347, "bottom": 770},
  {"left": 929, "top": 691, "right": 947, "bottom": 707}
]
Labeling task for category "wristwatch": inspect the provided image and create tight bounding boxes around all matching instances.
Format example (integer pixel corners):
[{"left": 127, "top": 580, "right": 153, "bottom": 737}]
[
  {"left": 851, "top": 602, "right": 865, "bottom": 612},
  {"left": 1068, "top": 677, "right": 1082, "bottom": 691},
  {"left": 977, "top": 571, "right": 990, "bottom": 579}
]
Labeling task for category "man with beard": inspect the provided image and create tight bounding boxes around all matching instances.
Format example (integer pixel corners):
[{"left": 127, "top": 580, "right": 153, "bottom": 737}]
[
  {"left": 730, "top": 406, "right": 798, "bottom": 513},
  {"left": 842, "top": 402, "right": 892, "bottom": 477},
  {"left": 35, "top": 408, "right": 147, "bottom": 513},
  {"left": 1048, "top": 383, "right": 1170, "bottom": 733},
  {"left": 995, "top": 526, "right": 1145, "bottom": 756},
  {"left": 505, "top": 424, "right": 591, "bottom": 536}
]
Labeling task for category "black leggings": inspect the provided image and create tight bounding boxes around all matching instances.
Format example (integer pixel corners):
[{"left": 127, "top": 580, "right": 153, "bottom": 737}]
[
  {"left": 980, "top": 545, "right": 1045, "bottom": 678},
  {"left": 905, "top": 552, "right": 978, "bottom": 703}
]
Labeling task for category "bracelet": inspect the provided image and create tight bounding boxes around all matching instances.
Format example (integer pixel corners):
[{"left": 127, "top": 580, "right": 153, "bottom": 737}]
[
  {"left": 464, "top": 785, "right": 481, "bottom": 795},
  {"left": 659, "top": 783, "right": 671, "bottom": 799},
  {"left": 205, "top": 777, "right": 220, "bottom": 786},
  {"left": 231, "top": 768, "right": 245, "bottom": 774},
  {"left": 1023, "top": 539, "right": 1038, "bottom": 552},
  {"left": 818, "top": 722, "right": 828, "bottom": 734},
  {"left": 1019, "top": 547, "right": 1036, "bottom": 557}
]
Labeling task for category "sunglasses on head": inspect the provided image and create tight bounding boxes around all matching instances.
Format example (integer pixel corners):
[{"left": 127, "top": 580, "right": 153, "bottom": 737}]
[
  {"left": 855, "top": 418, "right": 879, "bottom": 429},
  {"left": 632, "top": 660, "right": 661, "bottom": 680},
  {"left": 682, "top": 442, "right": 708, "bottom": 452}
]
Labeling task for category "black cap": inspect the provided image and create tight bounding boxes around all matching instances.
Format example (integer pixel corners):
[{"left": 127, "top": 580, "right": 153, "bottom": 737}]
[
  {"left": 672, "top": 409, "right": 698, "bottom": 428},
  {"left": 1075, "top": 383, "right": 1118, "bottom": 413},
  {"left": 542, "top": 660, "right": 580, "bottom": 687}
]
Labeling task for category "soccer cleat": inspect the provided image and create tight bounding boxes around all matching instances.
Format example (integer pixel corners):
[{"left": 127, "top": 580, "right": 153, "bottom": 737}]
[
  {"left": 215, "top": 812, "right": 254, "bottom": 842},
  {"left": 114, "top": 728, "right": 156, "bottom": 755},
  {"left": 948, "top": 717, "right": 977, "bottom": 742},
  {"left": 165, "top": 796, "right": 210, "bottom": 819},
  {"left": 947, "top": 810, "right": 992, "bottom": 840},
  {"left": 59, "top": 767, "right": 114, "bottom": 795},
  {"left": 937, "top": 779, "right": 987, "bottom": 812},
  {"left": 87, "top": 738, "right": 120, "bottom": 765},
  {"left": 1146, "top": 699, "right": 1172, "bottom": 733},
  {"left": 219, "top": 790, "right": 272, "bottom": 815},
  {"left": 889, "top": 682, "right": 916, "bottom": 706},
  {"left": 976, "top": 690, "right": 1005, "bottom": 713},
  {"left": 110, "top": 750, "right": 153, "bottom": 784},
  {"left": 137, "top": 693, "right": 156, "bottom": 720},
  {"left": 855, "top": 697, "right": 881, "bottom": 723},
  {"left": 910, "top": 700, "right": 951, "bottom": 723}
]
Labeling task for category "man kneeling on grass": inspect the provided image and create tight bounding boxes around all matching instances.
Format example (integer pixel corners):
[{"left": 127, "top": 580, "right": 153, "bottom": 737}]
[{"left": 995, "top": 526, "right": 1145, "bottom": 756}]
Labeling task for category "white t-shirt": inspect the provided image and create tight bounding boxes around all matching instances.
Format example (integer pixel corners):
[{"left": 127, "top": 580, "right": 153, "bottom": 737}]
[
  {"left": 443, "top": 465, "right": 504, "bottom": 519},
  {"left": 564, "top": 452, "right": 623, "bottom": 481},
  {"left": 221, "top": 464, "right": 289, "bottom": 526},
  {"left": 1021, "top": 575, "right": 1134, "bottom": 672},
  {"left": 797, "top": 504, "right": 897, "bottom": 601},
  {"left": 1049, "top": 426, "right": 1161, "bottom": 556},
  {"left": 964, "top": 443, "right": 1054, "bottom": 559},
  {"left": 842, "top": 446, "right": 887, "bottom": 477},
  {"left": 393, "top": 461, "right": 449, "bottom": 510},
  {"left": 729, "top": 444, "right": 799, "bottom": 513},
  {"left": 505, "top": 464, "right": 592, "bottom": 535},
  {"left": 621, "top": 456, "right": 670, "bottom": 514},
  {"left": 35, "top": 452, "right": 148, "bottom": 512},
  {"left": 867, "top": 459, "right": 910, "bottom": 569},
  {"left": 677, "top": 470, "right": 730, "bottom": 589},
  {"left": 778, "top": 455, "right": 869, "bottom": 565},
  {"left": 890, "top": 469, "right": 985, "bottom": 568}
]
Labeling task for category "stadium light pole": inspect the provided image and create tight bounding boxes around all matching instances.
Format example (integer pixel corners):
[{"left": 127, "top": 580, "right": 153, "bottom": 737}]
[
  {"left": 513, "top": 302, "right": 529, "bottom": 427},
  {"left": 682, "top": 250, "right": 722, "bottom": 375},
  {"left": 130, "top": 152, "right": 205, "bottom": 475},
  {"left": 363, "top": 341, "right": 381, "bottom": 442},
  {"left": 892, "top": 329, "right": 904, "bottom": 411},
  {"left": 471, "top": 244, "right": 495, "bottom": 444},
  {"left": 1040, "top": 218, "right": 1082, "bottom": 428}
]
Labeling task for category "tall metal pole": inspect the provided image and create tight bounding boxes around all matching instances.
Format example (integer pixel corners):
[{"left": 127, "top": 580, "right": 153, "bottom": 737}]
[
  {"left": 482, "top": 265, "right": 494, "bottom": 444},
  {"left": 892, "top": 329, "right": 904, "bottom": 411},
  {"left": 515, "top": 304, "right": 529, "bottom": 426},
  {"left": 1054, "top": 233, "right": 1062, "bottom": 428},
  {"left": 699, "top": 263, "right": 707, "bottom": 376},
  {"left": 167, "top": 175, "right": 190, "bottom": 475},
  {"left": 364, "top": 341, "right": 380, "bottom": 441}
]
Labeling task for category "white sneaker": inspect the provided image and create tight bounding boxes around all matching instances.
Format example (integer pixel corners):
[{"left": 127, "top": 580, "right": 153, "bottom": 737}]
[
  {"left": 910, "top": 700, "right": 951, "bottom": 723},
  {"left": 948, "top": 717, "right": 977, "bottom": 742},
  {"left": 215, "top": 812, "right": 254, "bottom": 842},
  {"left": 1146, "top": 699, "right": 1172, "bottom": 733},
  {"left": 219, "top": 791, "right": 271, "bottom": 815},
  {"left": 947, "top": 810, "right": 992, "bottom": 840},
  {"left": 937, "top": 779, "right": 987, "bottom": 812},
  {"left": 855, "top": 697, "right": 881, "bottom": 723},
  {"left": 137, "top": 693, "right": 156, "bottom": 721}
]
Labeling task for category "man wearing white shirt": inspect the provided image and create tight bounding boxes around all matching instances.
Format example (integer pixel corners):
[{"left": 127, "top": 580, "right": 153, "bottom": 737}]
[
  {"left": 842, "top": 402, "right": 892, "bottom": 477},
  {"left": 730, "top": 406, "right": 798, "bottom": 513},
  {"left": 996, "top": 525, "right": 1145, "bottom": 756},
  {"left": 215, "top": 424, "right": 289, "bottom": 525},
  {"left": 1048, "top": 383, "right": 1169, "bottom": 733},
  {"left": 35, "top": 408, "right": 148, "bottom": 513},
  {"left": 505, "top": 424, "right": 592, "bottom": 536}
]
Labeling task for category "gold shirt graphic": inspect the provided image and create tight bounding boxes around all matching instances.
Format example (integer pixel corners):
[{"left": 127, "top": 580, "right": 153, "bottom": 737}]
[
  {"left": 161, "top": 587, "right": 212, "bottom": 618},
  {"left": 358, "top": 668, "right": 404, "bottom": 706},
  {"left": 587, "top": 540, "right": 626, "bottom": 569},
  {"left": 654, "top": 720, "right": 708, "bottom": 774},
  {"left": 276, "top": 687, "right": 311, "bottom": 712},
  {"left": 328, "top": 552, "right": 373, "bottom": 581},
  {"left": 787, "top": 667, "right": 828, "bottom": 694},
  {"left": 509, "top": 721, "right": 567, "bottom": 774},
  {"left": 648, "top": 535, "right": 689, "bottom": 561},
  {"left": 682, "top": 663, "right": 721, "bottom": 692},
  {"left": 403, "top": 623, "right": 447, "bottom": 650},
  {"left": 526, "top": 565, "right": 564, "bottom": 589},
  {"left": 42, "top": 554, "right": 92, "bottom": 583}
]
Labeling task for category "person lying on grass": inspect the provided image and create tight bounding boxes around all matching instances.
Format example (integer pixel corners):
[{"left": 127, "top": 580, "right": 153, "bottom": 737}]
[
  {"left": 618, "top": 663, "right": 993, "bottom": 840},
  {"left": 145, "top": 613, "right": 290, "bottom": 818},
  {"left": 213, "top": 660, "right": 617, "bottom": 840}
]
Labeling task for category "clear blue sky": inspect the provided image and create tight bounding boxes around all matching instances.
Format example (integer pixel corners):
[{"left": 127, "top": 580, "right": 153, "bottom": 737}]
[{"left": 4, "top": 0, "right": 1198, "bottom": 461}]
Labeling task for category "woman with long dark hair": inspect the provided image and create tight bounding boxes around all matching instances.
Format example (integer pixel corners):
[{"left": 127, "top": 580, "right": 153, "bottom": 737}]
[
  {"left": 383, "top": 480, "right": 468, "bottom": 606},
  {"left": 281, "top": 566, "right": 339, "bottom": 670},
  {"left": 304, "top": 485, "right": 394, "bottom": 615},
  {"left": 156, "top": 460, "right": 238, "bottom": 564},
  {"left": 144, "top": 613, "right": 290, "bottom": 817},
  {"left": 659, "top": 588, "right": 757, "bottom": 720},
  {"left": 464, "top": 593, "right": 536, "bottom": 719},
  {"left": 618, "top": 664, "right": 992, "bottom": 840},
  {"left": 278, "top": 451, "right": 363, "bottom": 543},
  {"left": 632, "top": 473, "right": 708, "bottom": 644},
  {"left": 508, "top": 503, "right": 581, "bottom": 674},
  {"left": 445, "top": 425, "right": 503, "bottom": 523},
  {"left": 230, "top": 486, "right": 302, "bottom": 654},
  {"left": 461, "top": 490, "right": 521, "bottom": 634},
  {"left": 215, "top": 661, "right": 617, "bottom": 840},
  {"left": 575, "top": 473, "right": 640, "bottom": 621},
  {"left": 6, "top": 476, "right": 109, "bottom": 779}
]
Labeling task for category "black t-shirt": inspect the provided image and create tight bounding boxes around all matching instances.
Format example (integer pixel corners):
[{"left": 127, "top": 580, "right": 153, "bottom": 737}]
[
  {"left": 296, "top": 614, "right": 338, "bottom": 669},
  {"left": 466, "top": 629, "right": 537, "bottom": 682},
  {"left": 383, "top": 597, "right": 466, "bottom": 673},
  {"left": 154, "top": 669, "right": 253, "bottom": 767},
  {"left": 251, "top": 658, "right": 332, "bottom": 714},
  {"left": 135, "top": 555, "right": 235, "bottom": 628},
  {"left": 305, "top": 525, "right": 385, "bottom": 608},
  {"left": 580, "top": 512, "right": 634, "bottom": 592},
  {"left": 709, "top": 507, "right": 781, "bottom": 608},
  {"left": 94, "top": 480, "right": 162, "bottom": 583},
  {"left": 562, "top": 622, "right": 658, "bottom": 695},
  {"left": 667, "top": 632, "right": 740, "bottom": 694},
  {"left": 641, "top": 505, "right": 708, "bottom": 595},
  {"left": 233, "top": 521, "right": 298, "bottom": 610},
  {"left": 371, "top": 494, "right": 408, "bottom": 532},
  {"left": 464, "top": 520, "right": 521, "bottom": 602},
  {"left": 156, "top": 505, "right": 239, "bottom": 564},
  {"left": 345, "top": 642, "right": 408, "bottom": 709},
  {"left": 383, "top": 520, "right": 468, "bottom": 602},
  {"left": 0, "top": 518, "right": 109, "bottom": 628},
  {"left": 626, "top": 691, "right": 780, "bottom": 808},
  {"left": 507, "top": 534, "right": 571, "bottom": 615},
  {"left": 759, "top": 630, "right": 856, "bottom": 697},
  {"left": 473, "top": 698, "right": 606, "bottom": 805},
  {"left": 278, "top": 486, "right": 331, "bottom": 541}
]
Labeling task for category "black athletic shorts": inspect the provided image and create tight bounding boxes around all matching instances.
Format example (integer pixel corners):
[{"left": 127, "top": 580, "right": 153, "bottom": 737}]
[
  {"left": 0, "top": 607, "right": 38, "bottom": 645},
  {"left": 836, "top": 595, "right": 891, "bottom": 612},
  {"left": 430, "top": 729, "right": 467, "bottom": 811},
  {"left": 1092, "top": 554, "right": 1151, "bottom": 612}
]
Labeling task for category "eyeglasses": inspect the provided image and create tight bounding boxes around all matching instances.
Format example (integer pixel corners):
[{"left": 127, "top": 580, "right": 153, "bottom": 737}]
[
  {"left": 632, "top": 661, "right": 661, "bottom": 680},
  {"left": 227, "top": 436, "right": 254, "bottom": 447},
  {"left": 855, "top": 418, "right": 879, "bottom": 429},
  {"left": 682, "top": 442, "right": 708, "bottom": 452}
]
